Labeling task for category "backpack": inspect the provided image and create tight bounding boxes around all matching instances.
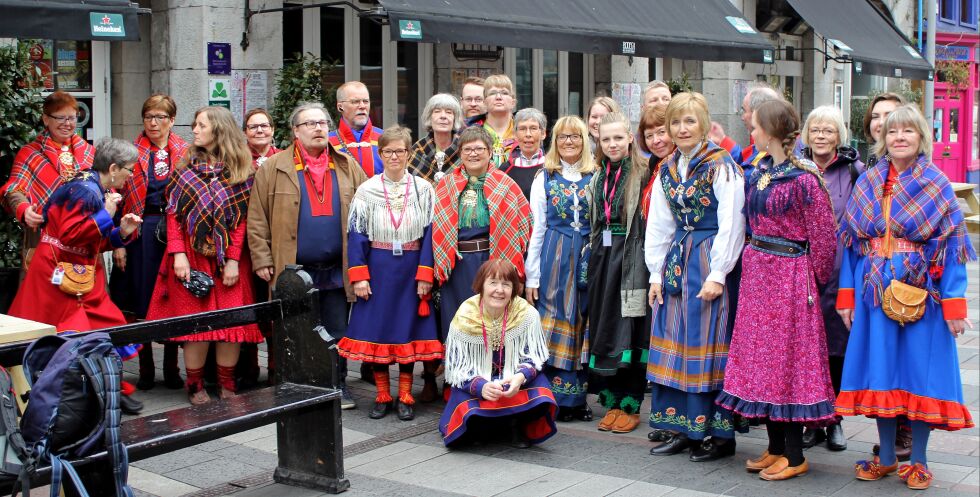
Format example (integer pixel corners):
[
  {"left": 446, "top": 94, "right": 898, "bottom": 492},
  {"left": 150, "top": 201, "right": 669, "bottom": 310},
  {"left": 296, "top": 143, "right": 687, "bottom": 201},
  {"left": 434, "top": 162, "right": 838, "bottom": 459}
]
[
  {"left": 20, "top": 333, "right": 135, "bottom": 497},
  {"left": 0, "top": 366, "right": 32, "bottom": 496}
]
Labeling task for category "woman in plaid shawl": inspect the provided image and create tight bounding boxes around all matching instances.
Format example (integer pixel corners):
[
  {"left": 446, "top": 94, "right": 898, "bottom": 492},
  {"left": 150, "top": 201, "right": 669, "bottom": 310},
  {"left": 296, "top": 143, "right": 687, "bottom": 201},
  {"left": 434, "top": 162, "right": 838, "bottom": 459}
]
[
  {"left": 146, "top": 106, "right": 262, "bottom": 405},
  {"left": 835, "top": 105, "right": 976, "bottom": 490},
  {"left": 407, "top": 93, "right": 462, "bottom": 186}
]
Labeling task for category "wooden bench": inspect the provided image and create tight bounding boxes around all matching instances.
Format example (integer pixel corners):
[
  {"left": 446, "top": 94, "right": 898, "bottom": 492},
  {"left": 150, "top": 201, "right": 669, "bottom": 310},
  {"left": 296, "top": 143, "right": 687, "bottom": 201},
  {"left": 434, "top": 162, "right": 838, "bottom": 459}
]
[
  {"left": 0, "top": 266, "right": 350, "bottom": 495},
  {"left": 951, "top": 183, "right": 979, "bottom": 234}
]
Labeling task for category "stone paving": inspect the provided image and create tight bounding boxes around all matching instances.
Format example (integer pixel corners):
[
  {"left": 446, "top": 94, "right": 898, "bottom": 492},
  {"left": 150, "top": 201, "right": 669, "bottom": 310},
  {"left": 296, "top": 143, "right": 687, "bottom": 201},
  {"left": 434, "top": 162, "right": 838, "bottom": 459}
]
[{"left": 104, "top": 259, "right": 979, "bottom": 497}]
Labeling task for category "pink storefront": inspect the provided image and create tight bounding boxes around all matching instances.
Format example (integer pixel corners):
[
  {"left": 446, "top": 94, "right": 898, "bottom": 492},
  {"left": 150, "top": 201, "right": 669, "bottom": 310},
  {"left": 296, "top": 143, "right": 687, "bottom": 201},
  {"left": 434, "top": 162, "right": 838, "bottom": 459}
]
[{"left": 932, "top": 33, "right": 979, "bottom": 184}]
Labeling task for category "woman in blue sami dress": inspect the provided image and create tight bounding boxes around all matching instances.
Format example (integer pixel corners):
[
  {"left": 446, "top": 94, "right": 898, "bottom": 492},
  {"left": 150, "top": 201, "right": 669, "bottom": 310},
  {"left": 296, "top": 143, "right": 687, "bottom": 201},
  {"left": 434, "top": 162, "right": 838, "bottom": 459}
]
[
  {"left": 524, "top": 116, "right": 595, "bottom": 422},
  {"left": 644, "top": 92, "right": 747, "bottom": 462},
  {"left": 339, "top": 126, "right": 442, "bottom": 422}
]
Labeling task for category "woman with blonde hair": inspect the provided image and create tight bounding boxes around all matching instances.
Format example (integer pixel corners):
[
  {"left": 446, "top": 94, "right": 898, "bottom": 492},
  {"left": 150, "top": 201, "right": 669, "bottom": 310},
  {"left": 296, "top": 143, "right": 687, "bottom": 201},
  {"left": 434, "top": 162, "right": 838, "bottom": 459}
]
[
  {"left": 146, "top": 106, "right": 262, "bottom": 405},
  {"left": 524, "top": 115, "right": 596, "bottom": 421}
]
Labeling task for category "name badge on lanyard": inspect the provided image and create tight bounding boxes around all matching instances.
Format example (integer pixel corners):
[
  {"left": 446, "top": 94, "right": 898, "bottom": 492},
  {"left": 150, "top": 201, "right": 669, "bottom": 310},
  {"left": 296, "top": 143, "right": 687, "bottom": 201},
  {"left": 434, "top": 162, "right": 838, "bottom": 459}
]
[
  {"left": 51, "top": 266, "right": 65, "bottom": 285},
  {"left": 392, "top": 240, "right": 403, "bottom": 256},
  {"left": 602, "top": 229, "right": 613, "bottom": 247}
]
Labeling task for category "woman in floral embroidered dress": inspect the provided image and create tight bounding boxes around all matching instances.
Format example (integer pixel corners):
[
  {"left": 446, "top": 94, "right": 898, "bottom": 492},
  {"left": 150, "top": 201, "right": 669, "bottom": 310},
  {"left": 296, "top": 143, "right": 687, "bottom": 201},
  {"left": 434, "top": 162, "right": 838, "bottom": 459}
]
[
  {"left": 644, "top": 92, "right": 746, "bottom": 461},
  {"left": 524, "top": 115, "right": 595, "bottom": 422}
]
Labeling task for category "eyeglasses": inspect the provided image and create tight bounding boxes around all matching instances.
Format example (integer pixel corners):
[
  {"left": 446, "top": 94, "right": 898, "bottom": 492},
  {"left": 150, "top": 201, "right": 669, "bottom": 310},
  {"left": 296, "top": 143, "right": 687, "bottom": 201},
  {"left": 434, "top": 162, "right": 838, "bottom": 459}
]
[
  {"left": 461, "top": 146, "right": 488, "bottom": 155},
  {"left": 380, "top": 149, "right": 408, "bottom": 158},
  {"left": 342, "top": 99, "right": 370, "bottom": 106},
  {"left": 462, "top": 97, "right": 484, "bottom": 104},
  {"left": 517, "top": 125, "right": 541, "bottom": 134},
  {"left": 247, "top": 123, "right": 272, "bottom": 131},
  {"left": 143, "top": 114, "right": 171, "bottom": 123},
  {"left": 122, "top": 166, "right": 135, "bottom": 173},
  {"left": 809, "top": 128, "right": 838, "bottom": 137},
  {"left": 297, "top": 120, "right": 330, "bottom": 130},
  {"left": 557, "top": 134, "right": 583, "bottom": 143},
  {"left": 46, "top": 114, "right": 78, "bottom": 124},
  {"left": 486, "top": 89, "right": 512, "bottom": 98}
]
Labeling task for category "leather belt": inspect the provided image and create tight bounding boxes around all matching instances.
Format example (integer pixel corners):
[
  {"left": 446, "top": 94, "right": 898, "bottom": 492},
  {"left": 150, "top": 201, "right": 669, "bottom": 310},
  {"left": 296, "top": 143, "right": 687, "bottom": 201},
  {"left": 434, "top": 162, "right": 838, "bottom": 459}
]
[
  {"left": 458, "top": 238, "right": 490, "bottom": 253},
  {"left": 749, "top": 236, "right": 808, "bottom": 257},
  {"left": 870, "top": 237, "right": 921, "bottom": 254},
  {"left": 371, "top": 240, "right": 420, "bottom": 251}
]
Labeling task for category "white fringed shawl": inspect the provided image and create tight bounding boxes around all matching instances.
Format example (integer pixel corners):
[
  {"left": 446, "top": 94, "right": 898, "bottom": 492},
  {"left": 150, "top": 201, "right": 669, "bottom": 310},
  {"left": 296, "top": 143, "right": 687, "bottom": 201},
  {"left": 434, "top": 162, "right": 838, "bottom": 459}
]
[
  {"left": 347, "top": 173, "right": 435, "bottom": 243},
  {"left": 444, "top": 295, "right": 550, "bottom": 388}
]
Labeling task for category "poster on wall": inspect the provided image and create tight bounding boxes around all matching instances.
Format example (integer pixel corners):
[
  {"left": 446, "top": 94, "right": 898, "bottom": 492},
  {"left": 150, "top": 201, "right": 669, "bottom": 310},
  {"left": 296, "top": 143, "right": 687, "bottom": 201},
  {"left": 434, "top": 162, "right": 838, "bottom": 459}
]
[
  {"left": 207, "top": 42, "right": 231, "bottom": 75},
  {"left": 230, "top": 70, "right": 268, "bottom": 125},
  {"left": 612, "top": 82, "right": 642, "bottom": 123},
  {"left": 25, "top": 40, "right": 92, "bottom": 92}
]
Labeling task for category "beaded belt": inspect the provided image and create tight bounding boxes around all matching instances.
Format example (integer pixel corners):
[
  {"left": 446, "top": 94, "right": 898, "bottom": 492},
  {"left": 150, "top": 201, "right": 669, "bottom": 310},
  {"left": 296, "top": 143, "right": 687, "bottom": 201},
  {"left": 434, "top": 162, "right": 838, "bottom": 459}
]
[
  {"left": 458, "top": 238, "right": 490, "bottom": 253},
  {"left": 41, "top": 232, "right": 91, "bottom": 257},
  {"left": 870, "top": 237, "right": 921, "bottom": 254},
  {"left": 370, "top": 240, "right": 420, "bottom": 251}
]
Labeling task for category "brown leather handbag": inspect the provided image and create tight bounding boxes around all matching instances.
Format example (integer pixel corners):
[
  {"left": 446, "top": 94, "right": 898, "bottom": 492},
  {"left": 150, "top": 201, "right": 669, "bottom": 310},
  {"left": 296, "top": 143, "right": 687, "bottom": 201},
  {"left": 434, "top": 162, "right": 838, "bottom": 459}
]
[
  {"left": 52, "top": 245, "right": 96, "bottom": 299},
  {"left": 880, "top": 195, "right": 927, "bottom": 326}
]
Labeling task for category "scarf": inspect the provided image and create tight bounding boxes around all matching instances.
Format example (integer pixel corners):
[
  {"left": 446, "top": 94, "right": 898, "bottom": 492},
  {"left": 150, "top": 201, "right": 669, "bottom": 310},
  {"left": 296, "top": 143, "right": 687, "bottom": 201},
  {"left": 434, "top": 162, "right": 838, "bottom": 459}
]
[
  {"left": 124, "top": 132, "right": 189, "bottom": 217},
  {"left": 444, "top": 295, "right": 548, "bottom": 387},
  {"left": 295, "top": 142, "right": 334, "bottom": 216},
  {"left": 484, "top": 120, "right": 516, "bottom": 169},
  {"left": 432, "top": 166, "right": 532, "bottom": 282},
  {"left": 407, "top": 132, "right": 460, "bottom": 184},
  {"left": 330, "top": 118, "right": 381, "bottom": 177},
  {"left": 3, "top": 130, "right": 94, "bottom": 206},
  {"left": 166, "top": 158, "right": 253, "bottom": 265},
  {"left": 746, "top": 156, "right": 828, "bottom": 224},
  {"left": 251, "top": 145, "right": 281, "bottom": 169},
  {"left": 458, "top": 172, "right": 490, "bottom": 229},
  {"left": 840, "top": 154, "right": 977, "bottom": 305}
]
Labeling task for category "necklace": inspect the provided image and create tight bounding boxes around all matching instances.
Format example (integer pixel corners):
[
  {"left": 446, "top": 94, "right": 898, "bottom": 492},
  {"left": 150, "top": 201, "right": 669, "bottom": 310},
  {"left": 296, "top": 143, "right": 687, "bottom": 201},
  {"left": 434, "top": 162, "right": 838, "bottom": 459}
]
[
  {"left": 479, "top": 300, "right": 509, "bottom": 352},
  {"left": 57, "top": 144, "right": 76, "bottom": 180},
  {"left": 154, "top": 148, "right": 170, "bottom": 177}
]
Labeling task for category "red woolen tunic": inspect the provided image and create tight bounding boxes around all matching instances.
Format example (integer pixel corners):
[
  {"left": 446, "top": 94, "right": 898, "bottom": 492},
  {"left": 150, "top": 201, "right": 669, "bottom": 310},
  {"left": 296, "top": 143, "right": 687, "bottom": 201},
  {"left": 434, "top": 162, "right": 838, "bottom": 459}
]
[{"left": 145, "top": 213, "right": 261, "bottom": 342}]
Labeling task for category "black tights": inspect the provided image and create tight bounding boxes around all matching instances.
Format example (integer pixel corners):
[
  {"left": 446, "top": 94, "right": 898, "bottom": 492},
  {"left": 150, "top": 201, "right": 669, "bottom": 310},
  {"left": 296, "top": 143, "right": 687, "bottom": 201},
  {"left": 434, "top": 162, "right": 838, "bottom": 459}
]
[
  {"left": 766, "top": 421, "right": 805, "bottom": 466},
  {"left": 373, "top": 363, "right": 415, "bottom": 374}
]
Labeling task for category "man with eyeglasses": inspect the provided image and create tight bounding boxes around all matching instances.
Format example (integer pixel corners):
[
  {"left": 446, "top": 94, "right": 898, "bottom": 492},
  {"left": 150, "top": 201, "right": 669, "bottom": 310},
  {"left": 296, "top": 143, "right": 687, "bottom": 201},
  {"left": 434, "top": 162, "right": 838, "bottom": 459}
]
[
  {"left": 328, "top": 81, "right": 383, "bottom": 178},
  {"left": 248, "top": 102, "right": 368, "bottom": 409},
  {"left": 465, "top": 74, "right": 518, "bottom": 169},
  {"left": 3, "top": 91, "right": 94, "bottom": 274},
  {"left": 460, "top": 76, "right": 486, "bottom": 119}
]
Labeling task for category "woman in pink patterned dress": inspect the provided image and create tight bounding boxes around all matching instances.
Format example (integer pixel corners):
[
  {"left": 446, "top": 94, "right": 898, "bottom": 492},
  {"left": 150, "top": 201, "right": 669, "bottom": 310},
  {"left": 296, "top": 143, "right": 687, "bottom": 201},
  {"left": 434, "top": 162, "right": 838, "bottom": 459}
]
[{"left": 715, "top": 100, "right": 838, "bottom": 481}]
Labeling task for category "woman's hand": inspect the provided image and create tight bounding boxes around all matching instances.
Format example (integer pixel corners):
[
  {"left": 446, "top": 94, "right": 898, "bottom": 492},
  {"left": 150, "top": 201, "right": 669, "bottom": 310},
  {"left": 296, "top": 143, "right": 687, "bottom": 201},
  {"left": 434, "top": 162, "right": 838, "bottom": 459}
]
[
  {"left": 696, "top": 281, "right": 724, "bottom": 302},
  {"left": 836, "top": 309, "right": 853, "bottom": 330},
  {"left": 173, "top": 253, "right": 190, "bottom": 282},
  {"left": 417, "top": 280, "right": 432, "bottom": 297},
  {"left": 222, "top": 259, "right": 239, "bottom": 287},
  {"left": 481, "top": 381, "right": 504, "bottom": 402},
  {"left": 104, "top": 192, "right": 122, "bottom": 218},
  {"left": 525, "top": 287, "right": 538, "bottom": 306},
  {"left": 23, "top": 205, "right": 44, "bottom": 229},
  {"left": 354, "top": 281, "right": 371, "bottom": 300},
  {"left": 119, "top": 213, "right": 142, "bottom": 238},
  {"left": 255, "top": 266, "right": 274, "bottom": 282},
  {"left": 501, "top": 372, "right": 526, "bottom": 398},
  {"left": 947, "top": 318, "right": 973, "bottom": 338},
  {"left": 113, "top": 248, "right": 127, "bottom": 271},
  {"left": 648, "top": 283, "right": 663, "bottom": 307}
]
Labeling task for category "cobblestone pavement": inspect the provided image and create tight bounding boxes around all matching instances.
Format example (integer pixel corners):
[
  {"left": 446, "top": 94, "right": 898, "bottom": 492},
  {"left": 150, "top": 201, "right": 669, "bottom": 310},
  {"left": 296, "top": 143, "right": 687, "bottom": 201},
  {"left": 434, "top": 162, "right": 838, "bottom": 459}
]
[{"left": 88, "top": 259, "right": 979, "bottom": 497}]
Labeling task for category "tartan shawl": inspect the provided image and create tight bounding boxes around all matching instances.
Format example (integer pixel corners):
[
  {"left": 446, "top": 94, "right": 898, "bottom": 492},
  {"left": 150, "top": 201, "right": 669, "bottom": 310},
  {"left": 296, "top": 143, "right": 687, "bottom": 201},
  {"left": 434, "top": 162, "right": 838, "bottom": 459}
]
[
  {"left": 840, "top": 153, "right": 977, "bottom": 305},
  {"left": 123, "top": 132, "right": 189, "bottom": 217},
  {"left": 432, "top": 165, "right": 532, "bottom": 283},
  {"left": 166, "top": 158, "right": 253, "bottom": 265},
  {"left": 3, "top": 131, "right": 94, "bottom": 208},
  {"left": 407, "top": 132, "right": 460, "bottom": 184}
]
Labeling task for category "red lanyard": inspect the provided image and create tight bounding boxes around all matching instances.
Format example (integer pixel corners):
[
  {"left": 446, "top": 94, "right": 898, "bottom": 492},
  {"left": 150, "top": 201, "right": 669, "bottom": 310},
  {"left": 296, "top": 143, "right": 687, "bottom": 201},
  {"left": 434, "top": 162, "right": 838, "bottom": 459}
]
[
  {"left": 381, "top": 175, "right": 412, "bottom": 231},
  {"left": 480, "top": 300, "right": 509, "bottom": 353},
  {"left": 603, "top": 162, "right": 623, "bottom": 225}
]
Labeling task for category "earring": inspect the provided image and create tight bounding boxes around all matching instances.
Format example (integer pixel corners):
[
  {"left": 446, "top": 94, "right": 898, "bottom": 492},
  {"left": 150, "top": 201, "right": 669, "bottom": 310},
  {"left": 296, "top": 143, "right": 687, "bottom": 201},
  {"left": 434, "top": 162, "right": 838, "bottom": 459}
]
[{"left": 111, "top": 172, "right": 116, "bottom": 183}]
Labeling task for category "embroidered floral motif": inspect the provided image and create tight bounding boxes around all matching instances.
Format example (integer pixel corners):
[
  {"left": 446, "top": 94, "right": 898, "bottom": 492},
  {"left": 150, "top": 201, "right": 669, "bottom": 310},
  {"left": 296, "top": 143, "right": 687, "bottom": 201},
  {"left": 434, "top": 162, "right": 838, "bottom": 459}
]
[
  {"left": 550, "top": 375, "right": 588, "bottom": 396},
  {"left": 547, "top": 178, "right": 580, "bottom": 219},
  {"left": 649, "top": 408, "right": 736, "bottom": 434}
]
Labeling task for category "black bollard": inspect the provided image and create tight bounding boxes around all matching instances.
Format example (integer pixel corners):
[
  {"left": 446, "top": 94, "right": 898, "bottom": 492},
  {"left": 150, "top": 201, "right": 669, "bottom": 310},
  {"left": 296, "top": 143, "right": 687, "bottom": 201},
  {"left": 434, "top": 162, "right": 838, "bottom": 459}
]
[{"left": 271, "top": 265, "right": 349, "bottom": 493}]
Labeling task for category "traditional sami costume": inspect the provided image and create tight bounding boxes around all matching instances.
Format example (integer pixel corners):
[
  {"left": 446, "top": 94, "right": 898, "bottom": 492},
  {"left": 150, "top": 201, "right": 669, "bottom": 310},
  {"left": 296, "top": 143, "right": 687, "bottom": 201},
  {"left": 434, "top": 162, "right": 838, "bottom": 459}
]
[
  {"left": 716, "top": 157, "right": 838, "bottom": 426},
  {"left": 439, "top": 295, "right": 557, "bottom": 446},
  {"left": 835, "top": 155, "right": 976, "bottom": 434},
  {"left": 329, "top": 118, "right": 383, "bottom": 178},
  {"left": 644, "top": 142, "right": 746, "bottom": 441},
  {"left": 145, "top": 159, "right": 261, "bottom": 344},
  {"left": 339, "top": 173, "right": 443, "bottom": 406},
  {"left": 432, "top": 166, "right": 532, "bottom": 342},
  {"left": 525, "top": 161, "right": 592, "bottom": 409},
  {"left": 465, "top": 113, "right": 516, "bottom": 169},
  {"left": 587, "top": 157, "right": 650, "bottom": 428},
  {"left": 2, "top": 131, "right": 94, "bottom": 271},
  {"left": 408, "top": 132, "right": 460, "bottom": 186},
  {"left": 9, "top": 171, "right": 139, "bottom": 360},
  {"left": 503, "top": 148, "right": 545, "bottom": 200}
]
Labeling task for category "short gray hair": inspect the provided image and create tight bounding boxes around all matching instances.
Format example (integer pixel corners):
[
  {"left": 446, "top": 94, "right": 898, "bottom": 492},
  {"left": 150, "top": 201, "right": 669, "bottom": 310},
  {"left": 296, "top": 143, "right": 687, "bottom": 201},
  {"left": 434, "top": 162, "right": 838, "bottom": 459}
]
[
  {"left": 421, "top": 93, "right": 463, "bottom": 132},
  {"left": 747, "top": 85, "right": 781, "bottom": 111},
  {"left": 93, "top": 137, "right": 138, "bottom": 173},
  {"left": 802, "top": 105, "right": 849, "bottom": 147},
  {"left": 514, "top": 108, "right": 546, "bottom": 131},
  {"left": 289, "top": 102, "right": 332, "bottom": 129}
]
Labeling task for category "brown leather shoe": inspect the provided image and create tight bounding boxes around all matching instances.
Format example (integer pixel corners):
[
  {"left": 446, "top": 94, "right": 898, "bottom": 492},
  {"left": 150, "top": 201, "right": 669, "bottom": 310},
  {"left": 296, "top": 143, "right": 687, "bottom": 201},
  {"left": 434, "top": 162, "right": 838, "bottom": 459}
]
[
  {"left": 898, "top": 463, "right": 933, "bottom": 490},
  {"left": 597, "top": 409, "right": 623, "bottom": 431},
  {"left": 760, "top": 457, "right": 809, "bottom": 481},
  {"left": 855, "top": 456, "right": 898, "bottom": 481},
  {"left": 610, "top": 413, "right": 641, "bottom": 433},
  {"left": 746, "top": 451, "right": 781, "bottom": 473}
]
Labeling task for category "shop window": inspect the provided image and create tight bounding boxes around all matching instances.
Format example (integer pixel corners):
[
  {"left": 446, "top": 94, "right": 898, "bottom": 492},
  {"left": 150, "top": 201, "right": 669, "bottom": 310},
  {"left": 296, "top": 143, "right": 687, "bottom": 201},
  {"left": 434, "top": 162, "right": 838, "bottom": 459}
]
[
  {"left": 283, "top": 3, "right": 303, "bottom": 61},
  {"left": 949, "top": 108, "right": 959, "bottom": 143},
  {"left": 396, "top": 42, "right": 419, "bottom": 132},
  {"left": 25, "top": 40, "right": 92, "bottom": 92},
  {"left": 961, "top": 0, "right": 978, "bottom": 27},
  {"left": 939, "top": 0, "right": 956, "bottom": 22},
  {"left": 568, "top": 53, "right": 584, "bottom": 118},
  {"left": 515, "top": 48, "right": 533, "bottom": 110},
  {"left": 319, "top": 7, "right": 346, "bottom": 94},
  {"left": 542, "top": 50, "right": 559, "bottom": 128},
  {"left": 360, "top": 17, "right": 383, "bottom": 125}
]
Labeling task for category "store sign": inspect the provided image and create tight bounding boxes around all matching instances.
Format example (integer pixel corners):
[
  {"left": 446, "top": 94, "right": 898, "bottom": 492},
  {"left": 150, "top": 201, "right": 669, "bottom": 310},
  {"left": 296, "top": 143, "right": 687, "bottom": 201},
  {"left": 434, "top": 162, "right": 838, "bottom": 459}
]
[
  {"left": 763, "top": 50, "right": 774, "bottom": 64},
  {"left": 208, "top": 42, "right": 232, "bottom": 75},
  {"left": 726, "top": 16, "right": 756, "bottom": 34},
  {"left": 399, "top": 20, "right": 422, "bottom": 40},
  {"left": 622, "top": 41, "right": 636, "bottom": 55},
  {"left": 936, "top": 45, "right": 970, "bottom": 61},
  {"left": 89, "top": 13, "right": 125, "bottom": 38}
]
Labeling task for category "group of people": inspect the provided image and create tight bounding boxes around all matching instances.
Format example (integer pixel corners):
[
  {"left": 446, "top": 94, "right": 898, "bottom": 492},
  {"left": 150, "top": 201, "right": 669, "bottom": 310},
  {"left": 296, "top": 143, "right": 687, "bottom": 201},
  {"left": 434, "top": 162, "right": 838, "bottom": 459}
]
[{"left": 2, "top": 73, "right": 974, "bottom": 489}]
